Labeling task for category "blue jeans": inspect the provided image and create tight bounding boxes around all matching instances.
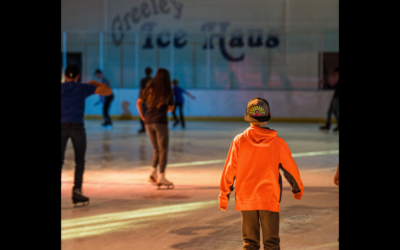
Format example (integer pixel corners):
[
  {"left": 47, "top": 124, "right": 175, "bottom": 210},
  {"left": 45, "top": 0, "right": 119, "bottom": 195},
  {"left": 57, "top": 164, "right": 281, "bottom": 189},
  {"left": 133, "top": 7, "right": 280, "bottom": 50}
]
[
  {"left": 61, "top": 122, "right": 87, "bottom": 190},
  {"left": 326, "top": 97, "right": 339, "bottom": 127}
]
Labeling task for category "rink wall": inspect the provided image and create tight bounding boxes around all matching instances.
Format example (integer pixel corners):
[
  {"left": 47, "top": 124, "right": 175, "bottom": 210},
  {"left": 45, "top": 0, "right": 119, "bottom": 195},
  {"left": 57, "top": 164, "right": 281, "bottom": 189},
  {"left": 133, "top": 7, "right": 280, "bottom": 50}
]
[
  {"left": 62, "top": 0, "right": 338, "bottom": 91},
  {"left": 84, "top": 89, "right": 336, "bottom": 122}
]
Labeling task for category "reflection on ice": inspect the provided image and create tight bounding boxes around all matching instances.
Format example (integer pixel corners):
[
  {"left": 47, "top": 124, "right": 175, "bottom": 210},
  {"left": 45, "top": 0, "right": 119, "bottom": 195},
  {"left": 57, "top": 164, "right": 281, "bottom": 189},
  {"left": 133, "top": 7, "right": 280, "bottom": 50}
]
[{"left": 62, "top": 200, "right": 218, "bottom": 240}]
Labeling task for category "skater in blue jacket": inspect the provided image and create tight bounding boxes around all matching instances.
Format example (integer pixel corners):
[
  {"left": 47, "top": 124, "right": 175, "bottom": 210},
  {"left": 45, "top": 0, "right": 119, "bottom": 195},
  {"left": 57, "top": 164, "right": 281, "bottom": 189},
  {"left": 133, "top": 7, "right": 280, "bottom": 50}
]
[{"left": 61, "top": 64, "right": 111, "bottom": 206}]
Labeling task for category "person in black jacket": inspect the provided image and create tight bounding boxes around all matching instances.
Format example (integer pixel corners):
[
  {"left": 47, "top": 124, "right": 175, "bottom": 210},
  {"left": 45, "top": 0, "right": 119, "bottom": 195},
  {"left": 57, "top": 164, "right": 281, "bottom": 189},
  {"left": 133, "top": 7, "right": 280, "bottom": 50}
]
[
  {"left": 320, "top": 67, "right": 339, "bottom": 132},
  {"left": 62, "top": 64, "right": 112, "bottom": 206}
]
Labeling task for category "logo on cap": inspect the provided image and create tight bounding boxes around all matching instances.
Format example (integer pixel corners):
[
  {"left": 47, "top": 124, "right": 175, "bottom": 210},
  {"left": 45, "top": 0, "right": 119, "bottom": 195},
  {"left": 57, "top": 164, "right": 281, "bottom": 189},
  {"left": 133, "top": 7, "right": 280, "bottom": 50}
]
[
  {"left": 249, "top": 106, "right": 265, "bottom": 116},
  {"left": 69, "top": 73, "right": 73, "bottom": 77}
]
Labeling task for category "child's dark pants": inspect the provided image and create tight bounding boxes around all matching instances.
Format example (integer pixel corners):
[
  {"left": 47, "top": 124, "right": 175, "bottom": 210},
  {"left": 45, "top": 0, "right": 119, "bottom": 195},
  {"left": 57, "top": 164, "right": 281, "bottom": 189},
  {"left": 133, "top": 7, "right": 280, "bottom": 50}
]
[
  {"left": 61, "top": 122, "right": 86, "bottom": 191},
  {"left": 172, "top": 102, "right": 185, "bottom": 127},
  {"left": 241, "top": 210, "right": 280, "bottom": 250},
  {"left": 139, "top": 103, "right": 147, "bottom": 130},
  {"left": 102, "top": 93, "right": 114, "bottom": 125}
]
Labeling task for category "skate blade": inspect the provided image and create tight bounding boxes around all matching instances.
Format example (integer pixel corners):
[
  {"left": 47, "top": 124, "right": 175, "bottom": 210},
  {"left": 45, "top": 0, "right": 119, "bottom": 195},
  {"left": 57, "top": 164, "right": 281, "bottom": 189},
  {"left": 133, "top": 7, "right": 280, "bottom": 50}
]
[
  {"left": 73, "top": 201, "right": 90, "bottom": 207},
  {"left": 157, "top": 184, "right": 174, "bottom": 190}
]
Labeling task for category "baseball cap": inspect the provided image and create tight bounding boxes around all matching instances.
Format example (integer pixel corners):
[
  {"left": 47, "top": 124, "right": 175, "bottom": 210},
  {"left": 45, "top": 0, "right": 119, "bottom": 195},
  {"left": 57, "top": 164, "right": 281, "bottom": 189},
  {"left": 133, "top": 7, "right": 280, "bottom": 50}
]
[
  {"left": 244, "top": 97, "right": 271, "bottom": 122},
  {"left": 64, "top": 64, "right": 79, "bottom": 78}
]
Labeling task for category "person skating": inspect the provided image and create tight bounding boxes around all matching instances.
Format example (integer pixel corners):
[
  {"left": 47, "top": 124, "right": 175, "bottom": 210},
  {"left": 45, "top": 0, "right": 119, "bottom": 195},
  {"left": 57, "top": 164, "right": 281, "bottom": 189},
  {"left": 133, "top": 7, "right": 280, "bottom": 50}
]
[
  {"left": 94, "top": 69, "right": 114, "bottom": 129},
  {"left": 219, "top": 97, "right": 304, "bottom": 250},
  {"left": 138, "top": 67, "right": 153, "bottom": 134},
  {"left": 320, "top": 67, "right": 339, "bottom": 132},
  {"left": 171, "top": 79, "right": 195, "bottom": 128},
  {"left": 61, "top": 64, "right": 112, "bottom": 206},
  {"left": 136, "top": 68, "right": 175, "bottom": 188}
]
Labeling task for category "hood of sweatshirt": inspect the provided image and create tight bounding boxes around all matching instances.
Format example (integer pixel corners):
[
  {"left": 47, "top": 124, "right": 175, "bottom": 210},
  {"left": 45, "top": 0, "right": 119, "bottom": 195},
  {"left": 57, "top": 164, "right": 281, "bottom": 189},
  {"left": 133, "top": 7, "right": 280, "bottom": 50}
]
[{"left": 243, "top": 126, "right": 277, "bottom": 147}]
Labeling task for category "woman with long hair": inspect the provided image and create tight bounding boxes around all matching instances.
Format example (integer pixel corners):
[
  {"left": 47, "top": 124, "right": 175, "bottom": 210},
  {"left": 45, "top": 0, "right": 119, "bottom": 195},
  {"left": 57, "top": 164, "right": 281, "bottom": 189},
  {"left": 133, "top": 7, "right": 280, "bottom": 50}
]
[{"left": 136, "top": 68, "right": 175, "bottom": 188}]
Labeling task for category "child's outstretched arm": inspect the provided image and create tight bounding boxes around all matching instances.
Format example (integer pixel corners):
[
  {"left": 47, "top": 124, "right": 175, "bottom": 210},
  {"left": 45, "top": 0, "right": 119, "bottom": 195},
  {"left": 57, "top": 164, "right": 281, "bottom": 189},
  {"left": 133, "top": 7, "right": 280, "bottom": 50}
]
[
  {"left": 185, "top": 91, "right": 196, "bottom": 100},
  {"left": 218, "top": 138, "right": 238, "bottom": 211},
  {"left": 278, "top": 138, "right": 304, "bottom": 200}
]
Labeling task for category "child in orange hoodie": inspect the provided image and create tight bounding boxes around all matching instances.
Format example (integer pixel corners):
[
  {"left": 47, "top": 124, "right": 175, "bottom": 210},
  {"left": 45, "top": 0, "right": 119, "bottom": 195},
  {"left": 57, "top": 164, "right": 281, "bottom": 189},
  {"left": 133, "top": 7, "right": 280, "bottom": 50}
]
[{"left": 219, "top": 97, "right": 304, "bottom": 250}]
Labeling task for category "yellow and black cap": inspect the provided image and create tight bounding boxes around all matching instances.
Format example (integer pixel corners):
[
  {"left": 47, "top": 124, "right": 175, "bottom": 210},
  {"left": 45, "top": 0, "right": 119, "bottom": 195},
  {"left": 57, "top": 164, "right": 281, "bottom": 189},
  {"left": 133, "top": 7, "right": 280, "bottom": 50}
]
[{"left": 244, "top": 97, "right": 271, "bottom": 122}]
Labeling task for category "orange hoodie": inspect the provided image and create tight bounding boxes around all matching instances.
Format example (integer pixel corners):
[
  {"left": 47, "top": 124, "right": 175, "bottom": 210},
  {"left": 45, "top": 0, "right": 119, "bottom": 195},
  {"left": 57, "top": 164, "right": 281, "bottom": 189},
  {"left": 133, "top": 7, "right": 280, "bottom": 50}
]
[{"left": 219, "top": 126, "right": 304, "bottom": 212}]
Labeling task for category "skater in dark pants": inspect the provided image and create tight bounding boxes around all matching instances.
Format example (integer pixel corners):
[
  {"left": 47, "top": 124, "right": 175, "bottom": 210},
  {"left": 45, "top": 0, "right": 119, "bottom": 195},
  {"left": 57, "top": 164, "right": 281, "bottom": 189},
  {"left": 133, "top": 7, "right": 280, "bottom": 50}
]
[
  {"left": 138, "top": 67, "right": 153, "bottom": 134},
  {"left": 94, "top": 69, "right": 114, "bottom": 129},
  {"left": 320, "top": 67, "right": 339, "bottom": 132},
  {"left": 219, "top": 97, "right": 304, "bottom": 249},
  {"left": 61, "top": 64, "right": 111, "bottom": 206},
  {"left": 172, "top": 79, "right": 195, "bottom": 128},
  {"left": 136, "top": 68, "right": 175, "bottom": 188}
]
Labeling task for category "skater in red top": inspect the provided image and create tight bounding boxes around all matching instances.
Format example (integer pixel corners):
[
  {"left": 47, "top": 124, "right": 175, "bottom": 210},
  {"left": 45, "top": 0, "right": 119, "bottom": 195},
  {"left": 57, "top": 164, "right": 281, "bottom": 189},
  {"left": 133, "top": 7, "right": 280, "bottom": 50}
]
[{"left": 219, "top": 97, "right": 304, "bottom": 250}]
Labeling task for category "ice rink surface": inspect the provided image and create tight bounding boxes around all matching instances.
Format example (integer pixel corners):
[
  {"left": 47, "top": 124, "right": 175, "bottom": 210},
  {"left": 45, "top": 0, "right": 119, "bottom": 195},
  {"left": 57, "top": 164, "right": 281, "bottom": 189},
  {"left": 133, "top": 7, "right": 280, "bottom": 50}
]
[{"left": 61, "top": 120, "right": 339, "bottom": 250}]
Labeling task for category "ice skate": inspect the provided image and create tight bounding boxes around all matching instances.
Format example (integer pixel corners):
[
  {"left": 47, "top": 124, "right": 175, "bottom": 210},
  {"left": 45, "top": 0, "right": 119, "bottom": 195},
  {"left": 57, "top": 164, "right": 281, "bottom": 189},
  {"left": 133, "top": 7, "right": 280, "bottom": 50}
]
[
  {"left": 149, "top": 167, "right": 158, "bottom": 185},
  {"left": 72, "top": 189, "right": 90, "bottom": 207},
  {"left": 319, "top": 125, "right": 330, "bottom": 130},
  {"left": 157, "top": 173, "right": 174, "bottom": 189},
  {"left": 101, "top": 124, "right": 112, "bottom": 130}
]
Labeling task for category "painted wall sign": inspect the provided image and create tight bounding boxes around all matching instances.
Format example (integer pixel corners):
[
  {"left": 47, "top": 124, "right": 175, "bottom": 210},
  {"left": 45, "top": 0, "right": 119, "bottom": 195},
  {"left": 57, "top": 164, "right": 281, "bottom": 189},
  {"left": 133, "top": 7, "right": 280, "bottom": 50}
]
[
  {"left": 110, "top": 0, "right": 281, "bottom": 62},
  {"left": 112, "top": 0, "right": 183, "bottom": 45}
]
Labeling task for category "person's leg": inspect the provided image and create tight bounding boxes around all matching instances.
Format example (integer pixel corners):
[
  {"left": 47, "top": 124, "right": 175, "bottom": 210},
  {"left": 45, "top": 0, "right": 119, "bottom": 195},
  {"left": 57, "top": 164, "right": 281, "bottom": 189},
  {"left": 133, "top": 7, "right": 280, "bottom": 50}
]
[
  {"left": 145, "top": 124, "right": 160, "bottom": 170},
  {"left": 142, "top": 104, "right": 147, "bottom": 128},
  {"left": 172, "top": 104, "right": 179, "bottom": 126},
  {"left": 102, "top": 103, "right": 108, "bottom": 125},
  {"left": 259, "top": 210, "right": 280, "bottom": 250},
  {"left": 139, "top": 119, "right": 145, "bottom": 132},
  {"left": 61, "top": 126, "right": 70, "bottom": 184},
  {"left": 326, "top": 98, "right": 334, "bottom": 127},
  {"left": 69, "top": 124, "right": 87, "bottom": 191},
  {"left": 332, "top": 97, "right": 339, "bottom": 130},
  {"left": 178, "top": 103, "right": 185, "bottom": 128},
  {"left": 153, "top": 123, "right": 172, "bottom": 186},
  {"left": 145, "top": 124, "right": 159, "bottom": 183},
  {"left": 155, "top": 124, "right": 169, "bottom": 174},
  {"left": 241, "top": 210, "right": 261, "bottom": 250},
  {"left": 101, "top": 102, "right": 107, "bottom": 125},
  {"left": 321, "top": 97, "right": 334, "bottom": 129},
  {"left": 139, "top": 103, "right": 147, "bottom": 133},
  {"left": 103, "top": 94, "right": 113, "bottom": 126},
  {"left": 107, "top": 94, "right": 114, "bottom": 125}
]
